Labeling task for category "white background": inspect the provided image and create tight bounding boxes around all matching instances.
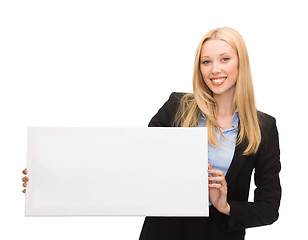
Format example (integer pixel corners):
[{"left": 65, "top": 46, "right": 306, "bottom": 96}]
[{"left": 0, "top": 0, "right": 307, "bottom": 239}]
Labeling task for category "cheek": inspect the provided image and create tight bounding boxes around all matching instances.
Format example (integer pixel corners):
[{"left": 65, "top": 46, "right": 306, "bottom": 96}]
[
  {"left": 227, "top": 62, "right": 238, "bottom": 79},
  {"left": 200, "top": 67, "right": 210, "bottom": 80}
]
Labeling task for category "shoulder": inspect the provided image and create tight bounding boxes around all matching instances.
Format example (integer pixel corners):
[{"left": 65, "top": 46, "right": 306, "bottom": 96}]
[
  {"left": 168, "top": 92, "right": 187, "bottom": 102},
  {"left": 257, "top": 111, "right": 279, "bottom": 143},
  {"left": 257, "top": 111, "right": 277, "bottom": 132},
  {"left": 148, "top": 92, "right": 189, "bottom": 127},
  {"left": 161, "top": 92, "right": 188, "bottom": 112}
]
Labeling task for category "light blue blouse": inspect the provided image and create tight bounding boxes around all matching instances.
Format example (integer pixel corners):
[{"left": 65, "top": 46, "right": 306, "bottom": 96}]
[
  {"left": 198, "top": 110, "right": 239, "bottom": 176},
  {"left": 197, "top": 110, "right": 239, "bottom": 205}
]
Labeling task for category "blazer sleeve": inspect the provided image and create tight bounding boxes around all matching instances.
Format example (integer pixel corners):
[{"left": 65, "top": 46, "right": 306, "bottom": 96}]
[{"left": 225, "top": 115, "right": 281, "bottom": 231}]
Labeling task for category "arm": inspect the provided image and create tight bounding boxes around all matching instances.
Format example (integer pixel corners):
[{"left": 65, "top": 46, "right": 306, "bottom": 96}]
[{"left": 225, "top": 117, "right": 281, "bottom": 230}]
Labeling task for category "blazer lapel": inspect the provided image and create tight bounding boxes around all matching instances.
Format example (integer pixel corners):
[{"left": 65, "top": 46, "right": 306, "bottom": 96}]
[{"left": 225, "top": 141, "right": 247, "bottom": 186}]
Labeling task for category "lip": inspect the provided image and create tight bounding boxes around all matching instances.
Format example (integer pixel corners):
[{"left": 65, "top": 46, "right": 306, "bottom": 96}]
[{"left": 210, "top": 77, "right": 227, "bottom": 85}]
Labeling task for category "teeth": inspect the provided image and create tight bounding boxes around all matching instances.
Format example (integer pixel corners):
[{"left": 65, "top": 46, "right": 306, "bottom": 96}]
[{"left": 211, "top": 77, "right": 226, "bottom": 83}]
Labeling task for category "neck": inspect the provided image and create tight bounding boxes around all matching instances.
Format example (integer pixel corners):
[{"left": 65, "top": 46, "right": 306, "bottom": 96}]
[{"left": 213, "top": 90, "right": 235, "bottom": 117}]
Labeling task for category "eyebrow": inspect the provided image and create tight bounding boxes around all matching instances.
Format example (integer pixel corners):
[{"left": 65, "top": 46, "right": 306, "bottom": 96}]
[{"left": 200, "top": 53, "right": 230, "bottom": 59}]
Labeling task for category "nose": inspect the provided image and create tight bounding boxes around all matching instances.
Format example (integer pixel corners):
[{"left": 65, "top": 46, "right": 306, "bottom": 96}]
[{"left": 212, "top": 61, "right": 221, "bottom": 74}]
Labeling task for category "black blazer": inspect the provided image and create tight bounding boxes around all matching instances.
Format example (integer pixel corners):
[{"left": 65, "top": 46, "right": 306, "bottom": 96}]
[{"left": 139, "top": 92, "right": 281, "bottom": 240}]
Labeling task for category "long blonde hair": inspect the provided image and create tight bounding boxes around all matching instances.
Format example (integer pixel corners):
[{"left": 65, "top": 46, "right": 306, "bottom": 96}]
[{"left": 174, "top": 27, "right": 261, "bottom": 155}]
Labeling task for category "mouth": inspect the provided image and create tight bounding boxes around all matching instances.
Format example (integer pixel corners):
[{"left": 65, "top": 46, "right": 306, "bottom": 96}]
[{"left": 210, "top": 77, "right": 227, "bottom": 85}]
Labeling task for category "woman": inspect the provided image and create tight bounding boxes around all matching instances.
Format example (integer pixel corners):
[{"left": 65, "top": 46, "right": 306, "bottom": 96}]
[
  {"left": 23, "top": 27, "right": 281, "bottom": 240},
  {"left": 138, "top": 27, "right": 281, "bottom": 240}
]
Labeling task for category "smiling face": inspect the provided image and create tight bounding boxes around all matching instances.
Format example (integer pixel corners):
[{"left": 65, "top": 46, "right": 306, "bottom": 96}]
[{"left": 200, "top": 39, "right": 239, "bottom": 98}]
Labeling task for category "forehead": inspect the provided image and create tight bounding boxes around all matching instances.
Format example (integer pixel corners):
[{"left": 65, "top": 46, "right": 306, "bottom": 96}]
[{"left": 201, "top": 39, "right": 237, "bottom": 57}]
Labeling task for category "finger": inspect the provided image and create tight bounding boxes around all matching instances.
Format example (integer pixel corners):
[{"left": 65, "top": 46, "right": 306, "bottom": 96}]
[
  {"left": 22, "top": 176, "right": 29, "bottom": 183},
  {"left": 208, "top": 183, "right": 224, "bottom": 190},
  {"left": 208, "top": 164, "right": 214, "bottom": 178},
  {"left": 22, "top": 169, "right": 28, "bottom": 175},
  {"left": 22, "top": 189, "right": 26, "bottom": 194},
  {"left": 208, "top": 176, "right": 225, "bottom": 182},
  {"left": 208, "top": 168, "right": 224, "bottom": 177},
  {"left": 209, "top": 184, "right": 227, "bottom": 195},
  {"left": 23, "top": 182, "right": 27, "bottom": 188},
  {"left": 208, "top": 176, "right": 227, "bottom": 187}
]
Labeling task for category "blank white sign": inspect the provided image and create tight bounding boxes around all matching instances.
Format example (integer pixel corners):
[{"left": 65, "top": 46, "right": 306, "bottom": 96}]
[{"left": 25, "top": 127, "right": 208, "bottom": 216}]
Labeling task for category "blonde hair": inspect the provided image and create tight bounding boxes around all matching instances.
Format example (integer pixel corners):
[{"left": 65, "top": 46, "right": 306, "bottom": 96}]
[{"left": 174, "top": 27, "right": 261, "bottom": 155}]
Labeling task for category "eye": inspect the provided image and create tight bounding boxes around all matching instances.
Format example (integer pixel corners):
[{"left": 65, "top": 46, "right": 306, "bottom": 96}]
[
  {"left": 202, "top": 60, "right": 211, "bottom": 64},
  {"left": 222, "top": 57, "right": 230, "bottom": 62}
]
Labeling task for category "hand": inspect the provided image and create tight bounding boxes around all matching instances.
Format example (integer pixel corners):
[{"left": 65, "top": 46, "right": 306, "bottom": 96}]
[
  {"left": 208, "top": 164, "right": 230, "bottom": 215},
  {"left": 22, "top": 168, "right": 29, "bottom": 194}
]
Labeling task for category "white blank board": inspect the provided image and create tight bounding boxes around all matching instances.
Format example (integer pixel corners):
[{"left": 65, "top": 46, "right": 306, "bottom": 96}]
[{"left": 25, "top": 127, "right": 208, "bottom": 216}]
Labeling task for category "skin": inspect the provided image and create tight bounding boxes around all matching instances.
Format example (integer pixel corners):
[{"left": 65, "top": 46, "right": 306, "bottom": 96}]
[
  {"left": 200, "top": 39, "right": 239, "bottom": 216},
  {"left": 22, "top": 168, "right": 28, "bottom": 193},
  {"left": 200, "top": 39, "right": 239, "bottom": 129},
  {"left": 208, "top": 164, "right": 230, "bottom": 215}
]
